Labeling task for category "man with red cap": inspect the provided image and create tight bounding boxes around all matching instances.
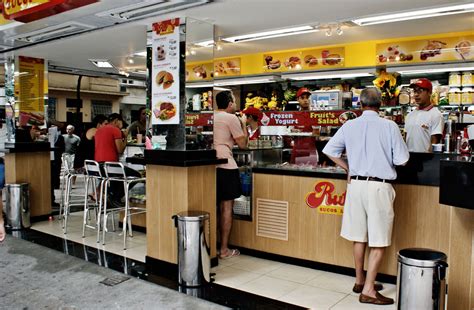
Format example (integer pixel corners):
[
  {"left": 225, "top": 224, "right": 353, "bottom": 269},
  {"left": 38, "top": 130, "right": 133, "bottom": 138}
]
[
  {"left": 405, "top": 78, "right": 444, "bottom": 152},
  {"left": 290, "top": 87, "right": 318, "bottom": 164},
  {"left": 242, "top": 107, "right": 262, "bottom": 140}
]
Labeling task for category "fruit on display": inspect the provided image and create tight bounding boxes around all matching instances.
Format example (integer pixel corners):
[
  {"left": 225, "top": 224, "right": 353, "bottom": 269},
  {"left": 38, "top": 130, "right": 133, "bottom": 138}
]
[
  {"left": 378, "top": 45, "right": 413, "bottom": 63},
  {"left": 201, "top": 91, "right": 212, "bottom": 110},
  {"left": 284, "top": 88, "right": 297, "bottom": 101}
]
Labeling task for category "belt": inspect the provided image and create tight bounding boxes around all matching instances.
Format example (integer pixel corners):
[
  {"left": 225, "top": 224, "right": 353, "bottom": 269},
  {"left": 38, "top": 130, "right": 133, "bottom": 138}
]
[{"left": 351, "top": 176, "right": 393, "bottom": 183}]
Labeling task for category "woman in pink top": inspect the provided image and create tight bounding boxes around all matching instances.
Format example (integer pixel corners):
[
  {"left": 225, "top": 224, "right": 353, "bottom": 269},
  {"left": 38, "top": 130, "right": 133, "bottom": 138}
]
[{"left": 214, "top": 91, "right": 248, "bottom": 258}]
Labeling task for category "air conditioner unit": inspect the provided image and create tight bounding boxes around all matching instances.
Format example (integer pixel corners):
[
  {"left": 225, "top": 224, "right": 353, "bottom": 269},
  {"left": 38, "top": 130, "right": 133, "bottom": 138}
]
[
  {"left": 96, "top": 0, "right": 210, "bottom": 21},
  {"left": 7, "top": 22, "right": 94, "bottom": 43}
]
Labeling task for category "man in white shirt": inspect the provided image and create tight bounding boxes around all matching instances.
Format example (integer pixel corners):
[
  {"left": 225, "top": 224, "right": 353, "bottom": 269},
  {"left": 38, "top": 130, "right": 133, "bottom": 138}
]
[
  {"left": 405, "top": 78, "right": 444, "bottom": 152},
  {"left": 323, "top": 88, "right": 409, "bottom": 305}
]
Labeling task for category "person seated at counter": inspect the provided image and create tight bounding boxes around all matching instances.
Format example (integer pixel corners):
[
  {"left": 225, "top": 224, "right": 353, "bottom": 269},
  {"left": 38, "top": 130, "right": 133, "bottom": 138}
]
[
  {"left": 95, "top": 113, "right": 140, "bottom": 206},
  {"left": 242, "top": 106, "right": 262, "bottom": 140},
  {"left": 128, "top": 107, "right": 147, "bottom": 140},
  {"left": 323, "top": 88, "right": 409, "bottom": 305},
  {"left": 290, "top": 87, "right": 318, "bottom": 165},
  {"left": 405, "top": 78, "right": 444, "bottom": 153},
  {"left": 73, "top": 114, "right": 108, "bottom": 173}
]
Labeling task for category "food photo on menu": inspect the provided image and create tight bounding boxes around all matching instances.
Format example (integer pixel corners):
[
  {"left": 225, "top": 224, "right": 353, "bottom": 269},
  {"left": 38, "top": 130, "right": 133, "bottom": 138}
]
[
  {"left": 155, "top": 70, "right": 174, "bottom": 89},
  {"left": 153, "top": 101, "right": 177, "bottom": 121}
]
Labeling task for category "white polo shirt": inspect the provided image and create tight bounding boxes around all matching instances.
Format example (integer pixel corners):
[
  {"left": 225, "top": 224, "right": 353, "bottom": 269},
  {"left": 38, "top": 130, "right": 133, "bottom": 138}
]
[
  {"left": 323, "top": 110, "right": 409, "bottom": 180},
  {"left": 405, "top": 107, "right": 444, "bottom": 153}
]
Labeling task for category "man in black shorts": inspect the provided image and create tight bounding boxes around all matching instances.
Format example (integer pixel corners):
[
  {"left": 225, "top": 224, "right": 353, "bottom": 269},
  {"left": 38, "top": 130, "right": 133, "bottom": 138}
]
[{"left": 214, "top": 91, "right": 248, "bottom": 258}]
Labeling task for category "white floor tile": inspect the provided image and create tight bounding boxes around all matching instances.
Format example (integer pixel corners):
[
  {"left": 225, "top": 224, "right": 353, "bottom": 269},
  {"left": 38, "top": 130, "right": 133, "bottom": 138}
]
[
  {"left": 230, "top": 256, "right": 283, "bottom": 274},
  {"left": 307, "top": 272, "right": 355, "bottom": 294},
  {"left": 213, "top": 266, "right": 263, "bottom": 288},
  {"left": 330, "top": 294, "right": 396, "bottom": 310},
  {"left": 238, "top": 275, "right": 301, "bottom": 300},
  {"left": 267, "top": 263, "right": 325, "bottom": 284},
  {"left": 280, "top": 285, "right": 347, "bottom": 310}
]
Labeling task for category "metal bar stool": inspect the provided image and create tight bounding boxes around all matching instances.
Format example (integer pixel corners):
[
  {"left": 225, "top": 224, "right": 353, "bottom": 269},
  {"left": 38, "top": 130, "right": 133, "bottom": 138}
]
[
  {"left": 102, "top": 162, "right": 146, "bottom": 250},
  {"left": 82, "top": 160, "right": 106, "bottom": 242},
  {"left": 61, "top": 154, "right": 86, "bottom": 234}
]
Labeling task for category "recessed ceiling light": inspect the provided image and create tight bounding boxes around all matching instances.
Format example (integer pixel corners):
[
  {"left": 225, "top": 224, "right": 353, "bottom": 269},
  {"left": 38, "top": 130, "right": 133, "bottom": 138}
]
[
  {"left": 134, "top": 51, "right": 147, "bottom": 57},
  {"left": 352, "top": 3, "right": 474, "bottom": 26},
  {"left": 89, "top": 59, "right": 114, "bottom": 68}
]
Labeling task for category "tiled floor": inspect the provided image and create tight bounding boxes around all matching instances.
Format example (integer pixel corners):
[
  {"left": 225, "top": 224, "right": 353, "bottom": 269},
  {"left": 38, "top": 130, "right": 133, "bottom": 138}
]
[{"left": 32, "top": 211, "right": 396, "bottom": 310}]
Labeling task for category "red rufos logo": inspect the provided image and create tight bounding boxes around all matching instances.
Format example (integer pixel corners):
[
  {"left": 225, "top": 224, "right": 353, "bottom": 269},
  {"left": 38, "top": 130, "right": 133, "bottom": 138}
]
[{"left": 306, "top": 181, "right": 345, "bottom": 214}]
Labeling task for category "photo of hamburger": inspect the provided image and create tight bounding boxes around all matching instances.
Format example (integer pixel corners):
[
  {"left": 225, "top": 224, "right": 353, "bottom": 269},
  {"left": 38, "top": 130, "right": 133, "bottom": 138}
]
[
  {"left": 153, "top": 101, "right": 176, "bottom": 121},
  {"left": 193, "top": 65, "right": 208, "bottom": 79},
  {"left": 264, "top": 55, "right": 281, "bottom": 70},
  {"left": 156, "top": 71, "right": 174, "bottom": 89},
  {"left": 284, "top": 56, "right": 301, "bottom": 69},
  {"left": 304, "top": 55, "right": 318, "bottom": 67},
  {"left": 226, "top": 60, "right": 240, "bottom": 73}
]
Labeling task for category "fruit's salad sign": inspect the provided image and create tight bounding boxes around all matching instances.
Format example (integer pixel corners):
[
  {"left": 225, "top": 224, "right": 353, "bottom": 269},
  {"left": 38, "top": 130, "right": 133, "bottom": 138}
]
[
  {"left": 306, "top": 181, "right": 346, "bottom": 215},
  {"left": 185, "top": 112, "right": 213, "bottom": 127},
  {"left": 259, "top": 110, "right": 361, "bottom": 127},
  {"left": 263, "top": 47, "right": 345, "bottom": 72},
  {"left": 151, "top": 18, "right": 180, "bottom": 125},
  {"left": 376, "top": 35, "right": 474, "bottom": 65}
]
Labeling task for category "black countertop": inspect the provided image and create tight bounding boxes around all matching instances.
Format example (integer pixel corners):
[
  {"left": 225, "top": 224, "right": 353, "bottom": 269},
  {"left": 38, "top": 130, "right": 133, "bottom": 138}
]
[
  {"left": 144, "top": 149, "right": 227, "bottom": 167},
  {"left": 253, "top": 152, "right": 465, "bottom": 187}
]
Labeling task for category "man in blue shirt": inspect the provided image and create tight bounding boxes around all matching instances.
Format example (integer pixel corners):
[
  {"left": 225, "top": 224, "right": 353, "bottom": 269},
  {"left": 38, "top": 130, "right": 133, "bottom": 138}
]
[{"left": 323, "top": 88, "right": 409, "bottom": 305}]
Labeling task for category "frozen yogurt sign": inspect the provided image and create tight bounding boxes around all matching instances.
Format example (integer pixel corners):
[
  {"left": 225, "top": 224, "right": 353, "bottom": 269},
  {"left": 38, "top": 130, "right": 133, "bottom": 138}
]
[
  {"left": 260, "top": 110, "right": 360, "bottom": 127},
  {"left": 305, "top": 181, "right": 345, "bottom": 215}
]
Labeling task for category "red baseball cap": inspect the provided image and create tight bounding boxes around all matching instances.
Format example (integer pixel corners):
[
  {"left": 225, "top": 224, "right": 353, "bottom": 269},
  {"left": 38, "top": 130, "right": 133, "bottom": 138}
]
[
  {"left": 296, "top": 87, "right": 311, "bottom": 98},
  {"left": 410, "top": 78, "right": 432, "bottom": 92},
  {"left": 242, "top": 107, "right": 263, "bottom": 120}
]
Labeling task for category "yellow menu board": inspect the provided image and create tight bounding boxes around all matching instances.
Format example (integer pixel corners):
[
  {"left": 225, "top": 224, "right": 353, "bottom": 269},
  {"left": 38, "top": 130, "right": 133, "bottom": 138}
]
[
  {"left": 214, "top": 57, "right": 241, "bottom": 77},
  {"left": 376, "top": 35, "right": 474, "bottom": 65},
  {"left": 186, "top": 61, "right": 213, "bottom": 81},
  {"left": 263, "top": 47, "right": 345, "bottom": 73},
  {"left": 15, "top": 56, "right": 46, "bottom": 126}
]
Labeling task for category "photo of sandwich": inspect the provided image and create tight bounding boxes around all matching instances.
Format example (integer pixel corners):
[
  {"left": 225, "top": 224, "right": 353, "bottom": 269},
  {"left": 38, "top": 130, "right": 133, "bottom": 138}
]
[
  {"left": 284, "top": 56, "right": 301, "bottom": 69},
  {"left": 304, "top": 55, "right": 318, "bottom": 67},
  {"left": 155, "top": 71, "right": 174, "bottom": 89},
  {"left": 226, "top": 60, "right": 240, "bottom": 73},
  {"left": 153, "top": 101, "right": 176, "bottom": 121},
  {"left": 193, "top": 65, "right": 208, "bottom": 79},
  {"left": 265, "top": 55, "right": 281, "bottom": 70}
]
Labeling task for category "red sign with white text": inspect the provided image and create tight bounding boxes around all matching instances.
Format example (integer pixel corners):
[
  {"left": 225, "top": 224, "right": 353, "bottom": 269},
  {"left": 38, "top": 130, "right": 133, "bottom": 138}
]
[
  {"left": 3, "top": 0, "right": 98, "bottom": 22},
  {"left": 306, "top": 181, "right": 346, "bottom": 215},
  {"left": 185, "top": 113, "right": 213, "bottom": 127}
]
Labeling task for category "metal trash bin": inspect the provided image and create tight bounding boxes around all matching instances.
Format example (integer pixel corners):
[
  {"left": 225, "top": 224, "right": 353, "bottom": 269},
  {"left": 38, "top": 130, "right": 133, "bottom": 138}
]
[
  {"left": 4, "top": 183, "right": 31, "bottom": 230},
  {"left": 172, "top": 211, "right": 210, "bottom": 287},
  {"left": 397, "top": 248, "right": 448, "bottom": 310}
]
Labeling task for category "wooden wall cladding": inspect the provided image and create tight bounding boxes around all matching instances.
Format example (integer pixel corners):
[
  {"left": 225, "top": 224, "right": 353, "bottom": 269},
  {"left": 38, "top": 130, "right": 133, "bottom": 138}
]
[{"left": 230, "top": 173, "right": 473, "bottom": 310}]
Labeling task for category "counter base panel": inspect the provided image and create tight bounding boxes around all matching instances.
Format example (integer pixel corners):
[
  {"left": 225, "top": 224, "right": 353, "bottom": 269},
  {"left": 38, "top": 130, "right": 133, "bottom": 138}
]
[
  {"left": 229, "top": 173, "right": 474, "bottom": 310},
  {"left": 146, "top": 165, "right": 217, "bottom": 264},
  {"left": 5, "top": 152, "right": 51, "bottom": 217}
]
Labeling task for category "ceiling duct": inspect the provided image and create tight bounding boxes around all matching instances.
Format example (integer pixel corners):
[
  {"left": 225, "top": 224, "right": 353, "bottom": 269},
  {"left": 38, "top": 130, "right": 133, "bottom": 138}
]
[
  {"left": 7, "top": 22, "right": 94, "bottom": 43},
  {"left": 96, "top": 0, "right": 211, "bottom": 21}
]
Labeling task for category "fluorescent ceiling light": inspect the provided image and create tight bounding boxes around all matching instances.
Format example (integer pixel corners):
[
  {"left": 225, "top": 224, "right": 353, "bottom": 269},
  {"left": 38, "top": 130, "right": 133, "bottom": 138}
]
[
  {"left": 223, "top": 26, "right": 317, "bottom": 43},
  {"left": 134, "top": 51, "right": 147, "bottom": 57},
  {"left": 194, "top": 40, "right": 214, "bottom": 47},
  {"left": 89, "top": 59, "right": 114, "bottom": 68},
  {"left": 214, "top": 75, "right": 280, "bottom": 86},
  {"left": 352, "top": 3, "right": 474, "bottom": 26},
  {"left": 399, "top": 66, "right": 474, "bottom": 75},
  {"left": 283, "top": 71, "right": 373, "bottom": 81},
  {"left": 185, "top": 82, "right": 214, "bottom": 88}
]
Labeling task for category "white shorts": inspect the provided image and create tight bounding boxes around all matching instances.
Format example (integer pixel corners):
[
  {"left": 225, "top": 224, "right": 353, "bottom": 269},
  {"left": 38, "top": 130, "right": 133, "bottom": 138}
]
[{"left": 340, "top": 179, "right": 396, "bottom": 247}]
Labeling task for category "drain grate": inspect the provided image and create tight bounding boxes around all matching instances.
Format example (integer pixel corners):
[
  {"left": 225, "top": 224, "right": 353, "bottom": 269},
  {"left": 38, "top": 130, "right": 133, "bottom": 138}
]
[{"left": 100, "top": 275, "right": 131, "bottom": 286}]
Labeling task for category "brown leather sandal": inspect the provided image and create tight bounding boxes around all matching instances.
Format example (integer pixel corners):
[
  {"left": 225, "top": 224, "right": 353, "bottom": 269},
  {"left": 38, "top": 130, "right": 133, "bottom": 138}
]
[{"left": 359, "top": 292, "right": 394, "bottom": 305}]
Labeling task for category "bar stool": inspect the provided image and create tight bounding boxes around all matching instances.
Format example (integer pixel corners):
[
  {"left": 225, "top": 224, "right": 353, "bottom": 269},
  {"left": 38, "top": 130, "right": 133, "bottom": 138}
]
[
  {"left": 61, "top": 154, "right": 86, "bottom": 234},
  {"left": 82, "top": 160, "right": 105, "bottom": 242},
  {"left": 102, "top": 162, "right": 146, "bottom": 250}
]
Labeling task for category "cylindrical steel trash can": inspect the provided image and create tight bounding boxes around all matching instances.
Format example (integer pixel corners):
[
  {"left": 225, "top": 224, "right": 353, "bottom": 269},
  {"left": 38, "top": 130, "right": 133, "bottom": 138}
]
[
  {"left": 397, "top": 248, "right": 448, "bottom": 310},
  {"left": 173, "top": 211, "right": 210, "bottom": 287},
  {"left": 4, "top": 183, "right": 31, "bottom": 230}
]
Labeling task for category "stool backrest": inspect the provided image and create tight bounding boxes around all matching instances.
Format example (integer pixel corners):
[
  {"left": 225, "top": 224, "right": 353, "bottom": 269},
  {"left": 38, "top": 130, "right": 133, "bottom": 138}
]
[
  {"left": 62, "top": 153, "right": 75, "bottom": 173},
  {"left": 84, "top": 160, "right": 103, "bottom": 178},
  {"left": 103, "top": 162, "right": 126, "bottom": 179}
]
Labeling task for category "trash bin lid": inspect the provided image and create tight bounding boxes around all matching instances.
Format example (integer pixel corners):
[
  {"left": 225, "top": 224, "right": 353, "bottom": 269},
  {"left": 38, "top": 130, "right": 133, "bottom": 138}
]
[
  {"left": 5, "top": 183, "right": 28, "bottom": 187},
  {"left": 176, "top": 211, "right": 210, "bottom": 222},
  {"left": 398, "top": 248, "right": 447, "bottom": 268}
]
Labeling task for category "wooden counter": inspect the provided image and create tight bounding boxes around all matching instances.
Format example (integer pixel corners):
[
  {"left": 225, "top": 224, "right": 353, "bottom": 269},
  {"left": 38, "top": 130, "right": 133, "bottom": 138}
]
[
  {"left": 4, "top": 143, "right": 52, "bottom": 217},
  {"left": 230, "top": 173, "right": 474, "bottom": 310}
]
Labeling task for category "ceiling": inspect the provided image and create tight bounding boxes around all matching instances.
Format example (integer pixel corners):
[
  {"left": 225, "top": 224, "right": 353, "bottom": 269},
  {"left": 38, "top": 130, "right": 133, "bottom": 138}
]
[{"left": 0, "top": 0, "right": 473, "bottom": 78}]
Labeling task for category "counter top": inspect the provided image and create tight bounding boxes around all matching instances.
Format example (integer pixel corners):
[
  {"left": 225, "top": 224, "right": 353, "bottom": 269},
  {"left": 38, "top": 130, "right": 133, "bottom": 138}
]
[
  {"left": 2, "top": 142, "right": 52, "bottom": 153},
  {"left": 145, "top": 149, "right": 227, "bottom": 167},
  {"left": 440, "top": 156, "right": 474, "bottom": 210}
]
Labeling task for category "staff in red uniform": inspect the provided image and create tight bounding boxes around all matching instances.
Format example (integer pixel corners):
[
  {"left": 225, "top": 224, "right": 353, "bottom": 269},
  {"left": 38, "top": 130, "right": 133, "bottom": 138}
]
[
  {"left": 290, "top": 87, "right": 318, "bottom": 164},
  {"left": 242, "top": 107, "right": 262, "bottom": 140}
]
